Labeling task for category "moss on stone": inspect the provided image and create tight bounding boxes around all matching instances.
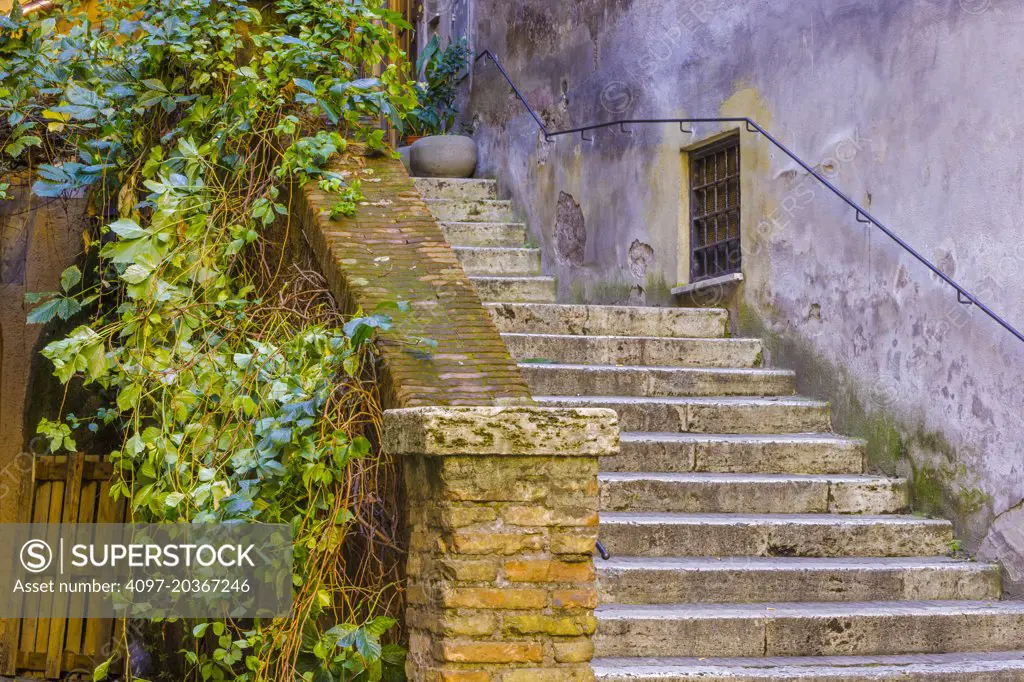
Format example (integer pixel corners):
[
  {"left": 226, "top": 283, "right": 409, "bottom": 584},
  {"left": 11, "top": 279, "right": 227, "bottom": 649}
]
[
  {"left": 737, "top": 301, "right": 993, "bottom": 539},
  {"left": 643, "top": 273, "right": 674, "bottom": 306},
  {"left": 590, "top": 279, "right": 639, "bottom": 305},
  {"left": 909, "top": 458, "right": 990, "bottom": 518}
]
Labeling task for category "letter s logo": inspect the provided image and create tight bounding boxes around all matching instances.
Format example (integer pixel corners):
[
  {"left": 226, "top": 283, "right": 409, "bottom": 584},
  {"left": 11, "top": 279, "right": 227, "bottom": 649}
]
[{"left": 20, "top": 540, "right": 53, "bottom": 573}]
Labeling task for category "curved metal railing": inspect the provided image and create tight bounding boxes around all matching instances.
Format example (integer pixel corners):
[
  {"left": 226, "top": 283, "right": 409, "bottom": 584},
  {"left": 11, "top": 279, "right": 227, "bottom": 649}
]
[{"left": 473, "top": 49, "right": 1024, "bottom": 346}]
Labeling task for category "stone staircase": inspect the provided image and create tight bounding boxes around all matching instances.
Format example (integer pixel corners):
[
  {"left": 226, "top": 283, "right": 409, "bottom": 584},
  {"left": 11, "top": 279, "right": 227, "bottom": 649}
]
[{"left": 416, "top": 176, "right": 1024, "bottom": 681}]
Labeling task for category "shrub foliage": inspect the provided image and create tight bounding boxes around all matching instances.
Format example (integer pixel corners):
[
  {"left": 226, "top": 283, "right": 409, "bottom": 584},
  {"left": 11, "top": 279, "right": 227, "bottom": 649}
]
[{"left": 1, "top": 0, "right": 418, "bottom": 679}]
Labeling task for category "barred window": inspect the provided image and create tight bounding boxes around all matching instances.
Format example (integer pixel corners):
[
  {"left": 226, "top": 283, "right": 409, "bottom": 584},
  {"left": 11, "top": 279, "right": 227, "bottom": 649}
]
[{"left": 690, "top": 135, "right": 741, "bottom": 282}]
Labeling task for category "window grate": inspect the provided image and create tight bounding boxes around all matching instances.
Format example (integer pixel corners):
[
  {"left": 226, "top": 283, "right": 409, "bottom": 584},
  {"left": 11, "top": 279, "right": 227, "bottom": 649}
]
[{"left": 690, "top": 135, "right": 741, "bottom": 283}]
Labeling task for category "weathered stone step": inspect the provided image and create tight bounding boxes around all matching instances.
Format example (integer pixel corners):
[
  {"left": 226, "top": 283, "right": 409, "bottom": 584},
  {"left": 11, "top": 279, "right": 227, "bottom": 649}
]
[
  {"left": 503, "top": 333, "right": 763, "bottom": 367},
  {"left": 470, "top": 276, "right": 557, "bottom": 303},
  {"left": 414, "top": 177, "right": 498, "bottom": 201},
  {"left": 594, "top": 601, "right": 1024, "bottom": 658},
  {"left": 440, "top": 221, "right": 528, "bottom": 247},
  {"left": 424, "top": 198, "right": 514, "bottom": 222},
  {"left": 597, "top": 557, "right": 1001, "bottom": 604},
  {"left": 607, "top": 433, "right": 865, "bottom": 474},
  {"left": 599, "top": 473, "right": 908, "bottom": 514},
  {"left": 536, "top": 396, "right": 831, "bottom": 433},
  {"left": 453, "top": 246, "right": 542, "bottom": 276},
  {"left": 598, "top": 513, "right": 953, "bottom": 557},
  {"left": 486, "top": 303, "right": 729, "bottom": 338},
  {"left": 592, "top": 652, "right": 1024, "bottom": 681},
  {"left": 522, "top": 364, "right": 796, "bottom": 398}
]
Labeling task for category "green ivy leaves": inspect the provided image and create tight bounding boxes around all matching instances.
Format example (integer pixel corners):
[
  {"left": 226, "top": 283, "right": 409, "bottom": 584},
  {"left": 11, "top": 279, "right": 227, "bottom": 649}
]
[
  {"left": 25, "top": 265, "right": 86, "bottom": 324},
  {"left": 41, "top": 325, "right": 107, "bottom": 383},
  {"left": 4, "top": 0, "right": 417, "bottom": 677}
]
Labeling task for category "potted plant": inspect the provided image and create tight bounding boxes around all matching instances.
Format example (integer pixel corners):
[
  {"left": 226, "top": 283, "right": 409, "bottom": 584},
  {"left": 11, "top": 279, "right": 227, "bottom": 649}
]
[{"left": 403, "top": 36, "right": 476, "bottom": 178}]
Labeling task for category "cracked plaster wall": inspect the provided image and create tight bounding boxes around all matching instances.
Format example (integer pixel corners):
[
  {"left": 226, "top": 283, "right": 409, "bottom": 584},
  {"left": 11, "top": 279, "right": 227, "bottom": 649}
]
[{"left": 437, "top": 0, "right": 1024, "bottom": 592}]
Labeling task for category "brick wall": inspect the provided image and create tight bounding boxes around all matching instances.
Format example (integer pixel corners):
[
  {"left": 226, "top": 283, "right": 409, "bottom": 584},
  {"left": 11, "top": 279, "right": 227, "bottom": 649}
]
[
  {"left": 294, "top": 149, "right": 621, "bottom": 681},
  {"left": 385, "top": 407, "right": 619, "bottom": 682},
  {"left": 293, "top": 151, "right": 533, "bottom": 408}
]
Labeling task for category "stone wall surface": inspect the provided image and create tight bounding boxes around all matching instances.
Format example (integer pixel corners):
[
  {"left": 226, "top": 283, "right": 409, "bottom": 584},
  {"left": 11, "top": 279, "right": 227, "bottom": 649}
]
[
  {"left": 387, "top": 406, "right": 618, "bottom": 682},
  {"left": 452, "top": 0, "right": 1024, "bottom": 591},
  {"left": 294, "top": 152, "right": 533, "bottom": 408},
  {"left": 0, "top": 176, "right": 88, "bottom": 524}
]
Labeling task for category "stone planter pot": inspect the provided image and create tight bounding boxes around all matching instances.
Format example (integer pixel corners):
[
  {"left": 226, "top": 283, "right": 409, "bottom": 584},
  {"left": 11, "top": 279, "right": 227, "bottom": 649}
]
[
  {"left": 398, "top": 145, "right": 413, "bottom": 173},
  {"left": 409, "top": 135, "right": 477, "bottom": 178}
]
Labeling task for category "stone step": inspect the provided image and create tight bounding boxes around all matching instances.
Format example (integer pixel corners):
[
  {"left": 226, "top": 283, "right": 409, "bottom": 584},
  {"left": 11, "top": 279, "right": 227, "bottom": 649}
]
[
  {"left": 424, "top": 198, "right": 514, "bottom": 222},
  {"left": 606, "top": 433, "right": 866, "bottom": 474},
  {"left": 485, "top": 303, "right": 729, "bottom": 338},
  {"left": 599, "top": 473, "right": 908, "bottom": 514},
  {"left": 470, "top": 276, "right": 557, "bottom": 303},
  {"left": 593, "top": 600, "right": 1024, "bottom": 658},
  {"left": 522, "top": 364, "right": 796, "bottom": 398},
  {"left": 597, "top": 557, "right": 1001, "bottom": 604},
  {"left": 414, "top": 177, "right": 498, "bottom": 201},
  {"left": 503, "top": 333, "right": 764, "bottom": 367},
  {"left": 440, "top": 221, "right": 528, "bottom": 247},
  {"left": 453, "top": 246, "right": 542, "bottom": 276},
  {"left": 592, "top": 652, "right": 1024, "bottom": 681},
  {"left": 598, "top": 513, "right": 953, "bottom": 557},
  {"left": 536, "top": 396, "right": 832, "bottom": 433}
]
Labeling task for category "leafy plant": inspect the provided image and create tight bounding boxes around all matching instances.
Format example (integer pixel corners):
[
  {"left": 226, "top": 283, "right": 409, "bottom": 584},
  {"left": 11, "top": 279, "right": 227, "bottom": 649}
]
[
  {"left": 24, "top": 264, "right": 93, "bottom": 324},
  {"left": 1, "top": 0, "right": 418, "bottom": 679},
  {"left": 330, "top": 180, "right": 364, "bottom": 220},
  {"left": 405, "top": 36, "right": 471, "bottom": 137}
]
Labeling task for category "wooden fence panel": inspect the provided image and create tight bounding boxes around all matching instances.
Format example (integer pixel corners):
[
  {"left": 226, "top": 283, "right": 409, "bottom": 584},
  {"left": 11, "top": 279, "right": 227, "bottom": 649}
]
[{"left": 1, "top": 454, "right": 125, "bottom": 680}]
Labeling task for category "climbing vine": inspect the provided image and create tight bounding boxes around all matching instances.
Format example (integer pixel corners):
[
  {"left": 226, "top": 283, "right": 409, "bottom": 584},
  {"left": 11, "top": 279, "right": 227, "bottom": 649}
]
[{"left": 1, "top": 0, "right": 417, "bottom": 679}]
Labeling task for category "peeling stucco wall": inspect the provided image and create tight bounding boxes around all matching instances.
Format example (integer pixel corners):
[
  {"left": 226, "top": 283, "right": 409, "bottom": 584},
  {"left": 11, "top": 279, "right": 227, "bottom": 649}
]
[{"left": 445, "top": 0, "right": 1024, "bottom": 591}]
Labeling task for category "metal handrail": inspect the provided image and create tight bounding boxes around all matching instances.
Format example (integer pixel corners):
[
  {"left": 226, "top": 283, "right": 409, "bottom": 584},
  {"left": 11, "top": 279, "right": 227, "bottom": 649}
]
[{"left": 473, "top": 49, "right": 1024, "bottom": 346}]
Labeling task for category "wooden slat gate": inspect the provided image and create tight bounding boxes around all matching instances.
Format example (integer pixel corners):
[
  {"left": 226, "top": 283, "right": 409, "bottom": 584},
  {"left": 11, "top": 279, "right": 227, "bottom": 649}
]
[{"left": 1, "top": 454, "right": 125, "bottom": 680}]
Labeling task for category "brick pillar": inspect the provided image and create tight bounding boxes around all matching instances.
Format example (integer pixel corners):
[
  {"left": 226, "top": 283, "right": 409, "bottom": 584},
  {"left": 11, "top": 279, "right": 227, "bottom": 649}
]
[{"left": 384, "top": 406, "right": 619, "bottom": 682}]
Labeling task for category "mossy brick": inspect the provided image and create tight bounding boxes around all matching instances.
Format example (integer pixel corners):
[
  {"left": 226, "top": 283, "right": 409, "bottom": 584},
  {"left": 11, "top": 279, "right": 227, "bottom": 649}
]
[
  {"left": 550, "top": 588, "right": 599, "bottom": 610},
  {"left": 439, "top": 641, "right": 543, "bottom": 664},
  {"left": 552, "top": 638, "right": 595, "bottom": 664},
  {"left": 384, "top": 406, "right": 619, "bottom": 456},
  {"left": 439, "top": 558, "right": 500, "bottom": 582},
  {"left": 444, "top": 506, "right": 500, "bottom": 527},
  {"left": 408, "top": 606, "right": 455, "bottom": 634},
  {"left": 449, "top": 531, "right": 544, "bottom": 555},
  {"left": 406, "top": 585, "right": 431, "bottom": 605},
  {"left": 503, "top": 614, "right": 598, "bottom": 637},
  {"left": 409, "top": 630, "right": 433, "bottom": 656},
  {"left": 393, "top": 406, "right": 614, "bottom": 681},
  {"left": 440, "top": 612, "right": 499, "bottom": 637},
  {"left": 294, "top": 151, "right": 533, "bottom": 408},
  {"left": 408, "top": 527, "right": 444, "bottom": 553},
  {"left": 437, "top": 671, "right": 491, "bottom": 682},
  {"left": 549, "top": 529, "right": 600, "bottom": 555},
  {"left": 502, "top": 505, "right": 599, "bottom": 528},
  {"left": 442, "top": 477, "right": 548, "bottom": 503},
  {"left": 439, "top": 457, "right": 598, "bottom": 489},
  {"left": 502, "top": 667, "right": 596, "bottom": 682},
  {"left": 503, "top": 559, "right": 596, "bottom": 583},
  {"left": 442, "top": 587, "right": 548, "bottom": 610}
]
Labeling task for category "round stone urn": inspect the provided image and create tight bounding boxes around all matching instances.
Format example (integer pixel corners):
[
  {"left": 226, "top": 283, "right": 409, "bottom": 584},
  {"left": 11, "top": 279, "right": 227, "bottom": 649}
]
[{"left": 409, "top": 135, "right": 478, "bottom": 178}]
